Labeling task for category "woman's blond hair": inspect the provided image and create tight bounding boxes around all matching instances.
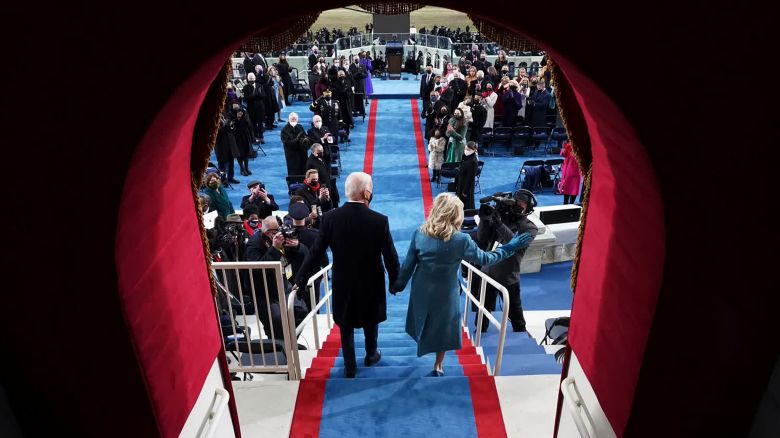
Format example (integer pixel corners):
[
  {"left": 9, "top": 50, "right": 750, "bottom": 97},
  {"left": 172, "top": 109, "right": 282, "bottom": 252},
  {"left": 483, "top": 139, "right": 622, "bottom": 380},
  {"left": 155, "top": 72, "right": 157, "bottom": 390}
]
[{"left": 421, "top": 193, "right": 464, "bottom": 241}]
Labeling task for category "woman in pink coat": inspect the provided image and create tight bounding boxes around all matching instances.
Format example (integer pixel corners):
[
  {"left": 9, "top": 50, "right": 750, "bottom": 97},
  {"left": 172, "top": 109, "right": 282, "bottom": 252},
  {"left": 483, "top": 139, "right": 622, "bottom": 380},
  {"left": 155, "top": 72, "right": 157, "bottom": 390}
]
[{"left": 559, "top": 141, "right": 582, "bottom": 204}]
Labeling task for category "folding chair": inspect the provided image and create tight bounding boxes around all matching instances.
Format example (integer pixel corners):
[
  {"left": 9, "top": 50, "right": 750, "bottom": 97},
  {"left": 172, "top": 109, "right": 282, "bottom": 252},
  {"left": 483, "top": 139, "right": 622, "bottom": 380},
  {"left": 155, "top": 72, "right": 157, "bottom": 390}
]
[
  {"left": 545, "top": 158, "right": 564, "bottom": 193},
  {"left": 489, "top": 126, "right": 512, "bottom": 156},
  {"left": 550, "top": 127, "right": 567, "bottom": 151},
  {"left": 511, "top": 126, "right": 532, "bottom": 155},
  {"left": 514, "top": 159, "right": 545, "bottom": 189},
  {"left": 477, "top": 127, "right": 493, "bottom": 152},
  {"left": 439, "top": 162, "right": 460, "bottom": 189},
  {"left": 290, "top": 68, "right": 311, "bottom": 101},
  {"left": 531, "top": 126, "right": 552, "bottom": 153}
]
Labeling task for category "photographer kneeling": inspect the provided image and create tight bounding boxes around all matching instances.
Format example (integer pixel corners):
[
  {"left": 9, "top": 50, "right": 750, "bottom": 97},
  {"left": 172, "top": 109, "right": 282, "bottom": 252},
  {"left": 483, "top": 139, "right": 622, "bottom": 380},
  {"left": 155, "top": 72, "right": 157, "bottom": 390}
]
[{"left": 474, "top": 189, "right": 539, "bottom": 333}]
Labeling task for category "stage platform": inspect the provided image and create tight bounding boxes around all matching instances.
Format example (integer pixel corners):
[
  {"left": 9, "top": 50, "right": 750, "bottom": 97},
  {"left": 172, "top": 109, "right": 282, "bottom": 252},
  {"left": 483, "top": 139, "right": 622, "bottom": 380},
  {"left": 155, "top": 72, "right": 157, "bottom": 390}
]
[{"left": 370, "top": 72, "right": 420, "bottom": 98}]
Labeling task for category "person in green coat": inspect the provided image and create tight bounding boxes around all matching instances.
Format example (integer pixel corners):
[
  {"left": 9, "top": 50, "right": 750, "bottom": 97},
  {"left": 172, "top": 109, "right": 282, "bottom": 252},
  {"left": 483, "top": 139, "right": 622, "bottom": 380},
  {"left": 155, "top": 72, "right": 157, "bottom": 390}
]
[
  {"left": 389, "top": 193, "right": 533, "bottom": 376},
  {"left": 203, "top": 172, "right": 235, "bottom": 218},
  {"left": 445, "top": 107, "right": 468, "bottom": 163}
]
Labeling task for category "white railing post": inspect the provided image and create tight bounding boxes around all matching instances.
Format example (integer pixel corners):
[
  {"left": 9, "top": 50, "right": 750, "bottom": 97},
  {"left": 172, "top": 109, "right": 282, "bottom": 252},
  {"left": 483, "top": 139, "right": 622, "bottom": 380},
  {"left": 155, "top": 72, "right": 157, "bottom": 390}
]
[
  {"left": 287, "top": 263, "right": 335, "bottom": 380},
  {"left": 561, "top": 377, "right": 596, "bottom": 438},
  {"left": 459, "top": 261, "right": 511, "bottom": 375}
]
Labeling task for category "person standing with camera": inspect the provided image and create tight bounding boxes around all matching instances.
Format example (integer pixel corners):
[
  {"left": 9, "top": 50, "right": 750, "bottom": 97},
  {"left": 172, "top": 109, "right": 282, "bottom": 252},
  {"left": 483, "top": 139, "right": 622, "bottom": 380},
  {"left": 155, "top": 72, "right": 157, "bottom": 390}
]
[
  {"left": 295, "top": 169, "right": 333, "bottom": 226},
  {"left": 474, "top": 190, "right": 539, "bottom": 333},
  {"left": 306, "top": 144, "right": 340, "bottom": 208},
  {"left": 240, "top": 180, "right": 279, "bottom": 218}
]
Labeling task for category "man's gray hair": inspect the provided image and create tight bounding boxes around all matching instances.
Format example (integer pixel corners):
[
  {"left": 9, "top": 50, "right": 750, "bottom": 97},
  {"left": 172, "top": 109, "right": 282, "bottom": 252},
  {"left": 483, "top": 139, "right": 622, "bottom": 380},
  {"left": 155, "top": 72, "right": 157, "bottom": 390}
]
[
  {"left": 311, "top": 143, "right": 323, "bottom": 153},
  {"left": 345, "top": 172, "right": 372, "bottom": 201},
  {"left": 288, "top": 112, "right": 299, "bottom": 122},
  {"left": 261, "top": 216, "right": 279, "bottom": 233},
  {"left": 312, "top": 114, "right": 322, "bottom": 122}
]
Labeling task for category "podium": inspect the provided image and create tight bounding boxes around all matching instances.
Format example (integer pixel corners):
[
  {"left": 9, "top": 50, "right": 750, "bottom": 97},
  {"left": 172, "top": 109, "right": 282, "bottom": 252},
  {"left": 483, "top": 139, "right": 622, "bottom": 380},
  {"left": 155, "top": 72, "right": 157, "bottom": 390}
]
[{"left": 386, "top": 41, "right": 403, "bottom": 79}]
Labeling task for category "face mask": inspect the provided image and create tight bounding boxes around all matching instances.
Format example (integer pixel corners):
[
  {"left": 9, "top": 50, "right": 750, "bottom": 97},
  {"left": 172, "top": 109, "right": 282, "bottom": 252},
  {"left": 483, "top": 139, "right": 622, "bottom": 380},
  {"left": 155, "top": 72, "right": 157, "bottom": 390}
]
[
  {"left": 232, "top": 105, "right": 240, "bottom": 111},
  {"left": 314, "top": 122, "right": 322, "bottom": 128},
  {"left": 426, "top": 70, "right": 432, "bottom": 74},
  {"left": 248, "top": 220, "right": 259, "bottom": 228},
  {"left": 310, "top": 179, "right": 319, "bottom": 185},
  {"left": 248, "top": 80, "right": 255, "bottom": 84},
  {"left": 289, "top": 121, "right": 297, "bottom": 127},
  {"left": 366, "top": 191, "right": 373, "bottom": 204},
  {"left": 465, "top": 148, "right": 476, "bottom": 156},
  {"left": 208, "top": 181, "right": 219, "bottom": 189}
]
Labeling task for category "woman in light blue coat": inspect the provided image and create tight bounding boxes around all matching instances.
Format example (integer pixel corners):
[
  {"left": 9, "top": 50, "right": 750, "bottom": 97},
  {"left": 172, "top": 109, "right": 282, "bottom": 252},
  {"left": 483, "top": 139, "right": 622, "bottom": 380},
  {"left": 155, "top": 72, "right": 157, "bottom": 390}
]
[{"left": 390, "top": 193, "right": 532, "bottom": 376}]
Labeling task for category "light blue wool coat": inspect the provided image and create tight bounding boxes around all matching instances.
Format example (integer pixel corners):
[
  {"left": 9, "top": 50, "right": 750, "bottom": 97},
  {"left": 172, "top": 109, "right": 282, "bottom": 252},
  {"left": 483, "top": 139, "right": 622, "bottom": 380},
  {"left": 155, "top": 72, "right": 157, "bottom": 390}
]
[{"left": 394, "top": 229, "right": 514, "bottom": 356}]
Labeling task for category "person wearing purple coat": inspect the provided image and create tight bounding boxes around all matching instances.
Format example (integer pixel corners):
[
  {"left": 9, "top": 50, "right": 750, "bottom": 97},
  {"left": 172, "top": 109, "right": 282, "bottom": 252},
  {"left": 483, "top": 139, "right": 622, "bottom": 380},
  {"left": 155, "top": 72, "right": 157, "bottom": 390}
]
[
  {"left": 501, "top": 80, "right": 526, "bottom": 128},
  {"left": 360, "top": 52, "right": 374, "bottom": 97}
]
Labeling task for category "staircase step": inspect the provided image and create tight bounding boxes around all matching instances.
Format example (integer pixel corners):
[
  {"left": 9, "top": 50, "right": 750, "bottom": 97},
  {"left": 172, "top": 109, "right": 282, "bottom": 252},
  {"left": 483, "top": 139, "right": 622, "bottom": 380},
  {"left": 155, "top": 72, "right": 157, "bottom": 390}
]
[
  {"left": 481, "top": 343, "right": 545, "bottom": 355},
  {"left": 317, "top": 346, "right": 477, "bottom": 357},
  {"left": 492, "top": 353, "right": 563, "bottom": 376},
  {"left": 313, "top": 377, "right": 484, "bottom": 437},
  {"left": 323, "top": 354, "right": 483, "bottom": 368},
  {"left": 319, "top": 364, "right": 489, "bottom": 379},
  {"left": 352, "top": 339, "right": 417, "bottom": 348}
]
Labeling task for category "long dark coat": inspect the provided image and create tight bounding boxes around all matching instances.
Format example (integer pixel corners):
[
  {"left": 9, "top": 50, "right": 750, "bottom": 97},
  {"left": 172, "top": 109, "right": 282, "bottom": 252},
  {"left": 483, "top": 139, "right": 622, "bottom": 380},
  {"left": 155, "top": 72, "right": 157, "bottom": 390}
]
[
  {"left": 214, "top": 115, "right": 236, "bottom": 163},
  {"left": 227, "top": 108, "right": 253, "bottom": 159},
  {"left": 455, "top": 153, "right": 478, "bottom": 210},
  {"left": 307, "top": 126, "right": 335, "bottom": 163},
  {"left": 242, "top": 82, "right": 265, "bottom": 130},
  {"left": 276, "top": 61, "right": 294, "bottom": 101},
  {"left": 348, "top": 62, "right": 367, "bottom": 94},
  {"left": 280, "top": 123, "right": 309, "bottom": 176},
  {"left": 528, "top": 88, "right": 552, "bottom": 127},
  {"left": 296, "top": 203, "right": 400, "bottom": 328}
]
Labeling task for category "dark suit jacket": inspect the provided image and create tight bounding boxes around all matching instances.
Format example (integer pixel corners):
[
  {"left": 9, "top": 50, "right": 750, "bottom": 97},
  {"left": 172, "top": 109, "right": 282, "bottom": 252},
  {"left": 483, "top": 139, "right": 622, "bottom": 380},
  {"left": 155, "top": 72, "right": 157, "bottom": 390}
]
[
  {"left": 419, "top": 73, "right": 435, "bottom": 100},
  {"left": 296, "top": 203, "right": 400, "bottom": 327}
]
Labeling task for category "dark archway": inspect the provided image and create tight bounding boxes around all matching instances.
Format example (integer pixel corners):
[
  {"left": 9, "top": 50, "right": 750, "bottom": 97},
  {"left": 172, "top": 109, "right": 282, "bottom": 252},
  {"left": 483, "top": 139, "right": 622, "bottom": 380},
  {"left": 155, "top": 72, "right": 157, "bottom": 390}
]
[{"left": 18, "top": 2, "right": 773, "bottom": 438}]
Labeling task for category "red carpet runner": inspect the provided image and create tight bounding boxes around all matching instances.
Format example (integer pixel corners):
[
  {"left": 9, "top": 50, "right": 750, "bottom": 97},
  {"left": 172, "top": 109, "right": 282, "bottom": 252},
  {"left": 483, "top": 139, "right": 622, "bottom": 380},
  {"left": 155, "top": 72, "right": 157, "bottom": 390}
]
[
  {"left": 362, "top": 99, "right": 379, "bottom": 175},
  {"left": 410, "top": 99, "right": 434, "bottom": 217}
]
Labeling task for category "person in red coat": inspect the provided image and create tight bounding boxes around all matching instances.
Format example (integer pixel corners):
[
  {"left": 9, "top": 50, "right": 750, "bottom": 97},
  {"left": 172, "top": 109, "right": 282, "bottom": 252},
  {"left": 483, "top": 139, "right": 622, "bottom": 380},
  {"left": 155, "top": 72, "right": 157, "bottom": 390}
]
[{"left": 559, "top": 141, "right": 582, "bottom": 204}]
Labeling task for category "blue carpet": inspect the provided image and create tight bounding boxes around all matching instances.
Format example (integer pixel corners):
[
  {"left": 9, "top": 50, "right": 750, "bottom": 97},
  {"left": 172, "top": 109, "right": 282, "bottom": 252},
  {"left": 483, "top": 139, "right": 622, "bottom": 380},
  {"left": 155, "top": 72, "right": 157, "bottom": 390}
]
[{"left": 318, "top": 377, "right": 478, "bottom": 438}]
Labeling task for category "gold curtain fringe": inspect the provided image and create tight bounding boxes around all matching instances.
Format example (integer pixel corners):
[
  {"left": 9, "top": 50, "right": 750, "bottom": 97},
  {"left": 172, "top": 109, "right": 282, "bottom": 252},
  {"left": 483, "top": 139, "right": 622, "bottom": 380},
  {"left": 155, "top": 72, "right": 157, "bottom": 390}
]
[
  {"left": 191, "top": 60, "right": 231, "bottom": 297},
  {"left": 549, "top": 58, "right": 592, "bottom": 294},
  {"left": 467, "top": 15, "right": 539, "bottom": 52},
  {"left": 570, "top": 164, "right": 592, "bottom": 292},
  {"left": 239, "top": 13, "right": 321, "bottom": 53},
  {"left": 357, "top": 3, "right": 425, "bottom": 14}
]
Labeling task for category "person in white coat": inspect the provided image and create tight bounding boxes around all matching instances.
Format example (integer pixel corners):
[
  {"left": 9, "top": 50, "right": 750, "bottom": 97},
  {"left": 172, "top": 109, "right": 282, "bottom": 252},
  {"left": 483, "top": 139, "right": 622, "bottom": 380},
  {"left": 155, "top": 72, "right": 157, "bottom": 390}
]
[{"left": 482, "top": 83, "right": 497, "bottom": 130}]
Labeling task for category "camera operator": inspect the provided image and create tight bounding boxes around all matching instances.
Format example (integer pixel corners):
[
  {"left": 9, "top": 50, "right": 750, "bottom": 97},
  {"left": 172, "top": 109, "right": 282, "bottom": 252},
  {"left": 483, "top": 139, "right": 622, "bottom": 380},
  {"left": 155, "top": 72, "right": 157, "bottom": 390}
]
[
  {"left": 220, "top": 213, "right": 251, "bottom": 261},
  {"left": 243, "top": 216, "right": 309, "bottom": 340},
  {"left": 240, "top": 180, "right": 279, "bottom": 219},
  {"left": 295, "top": 169, "right": 333, "bottom": 226},
  {"left": 474, "top": 190, "right": 539, "bottom": 333}
]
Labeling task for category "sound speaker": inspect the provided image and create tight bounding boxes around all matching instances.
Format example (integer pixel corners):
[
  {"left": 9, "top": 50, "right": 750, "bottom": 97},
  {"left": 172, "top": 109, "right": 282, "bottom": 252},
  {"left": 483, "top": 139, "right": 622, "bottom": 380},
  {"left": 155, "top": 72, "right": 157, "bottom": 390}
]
[{"left": 539, "top": 206, "right": 581, "bottom": 224}]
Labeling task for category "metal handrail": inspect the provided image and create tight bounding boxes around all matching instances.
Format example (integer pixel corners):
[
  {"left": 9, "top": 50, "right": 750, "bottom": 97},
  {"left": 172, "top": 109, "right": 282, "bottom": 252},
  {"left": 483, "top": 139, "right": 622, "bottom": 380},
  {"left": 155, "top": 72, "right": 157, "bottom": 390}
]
[
  {"left": 561, "top": 376, "right": 596, "bottom": 438},
  {"left": 199, "top": 387, "right": 230, "bottom": 438},
  {"left": 212, "top": 261, "right": 296, "bottom": 379},
  {"left": 286, "top": 263, "right": 334, "bottom": 380},
  {"left": 459, "top": 260, "right": 510, "bottom": 375}
]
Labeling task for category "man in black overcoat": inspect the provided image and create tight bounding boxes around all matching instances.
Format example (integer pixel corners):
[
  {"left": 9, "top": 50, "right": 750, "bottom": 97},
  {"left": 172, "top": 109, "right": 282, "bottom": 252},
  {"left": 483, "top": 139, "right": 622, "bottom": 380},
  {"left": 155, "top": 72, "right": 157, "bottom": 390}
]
[
  {"left": 295, "top": 172, "right": 400, "bottom": 378},
  {"left": 306, "top": 143, "right": 340, "bottom": 207},
  {"left": 280, "top": 112, "right": 309, "bottom": 176},
  {"left": 242, "top": 72, "right": 265, "bottom": 143}
]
